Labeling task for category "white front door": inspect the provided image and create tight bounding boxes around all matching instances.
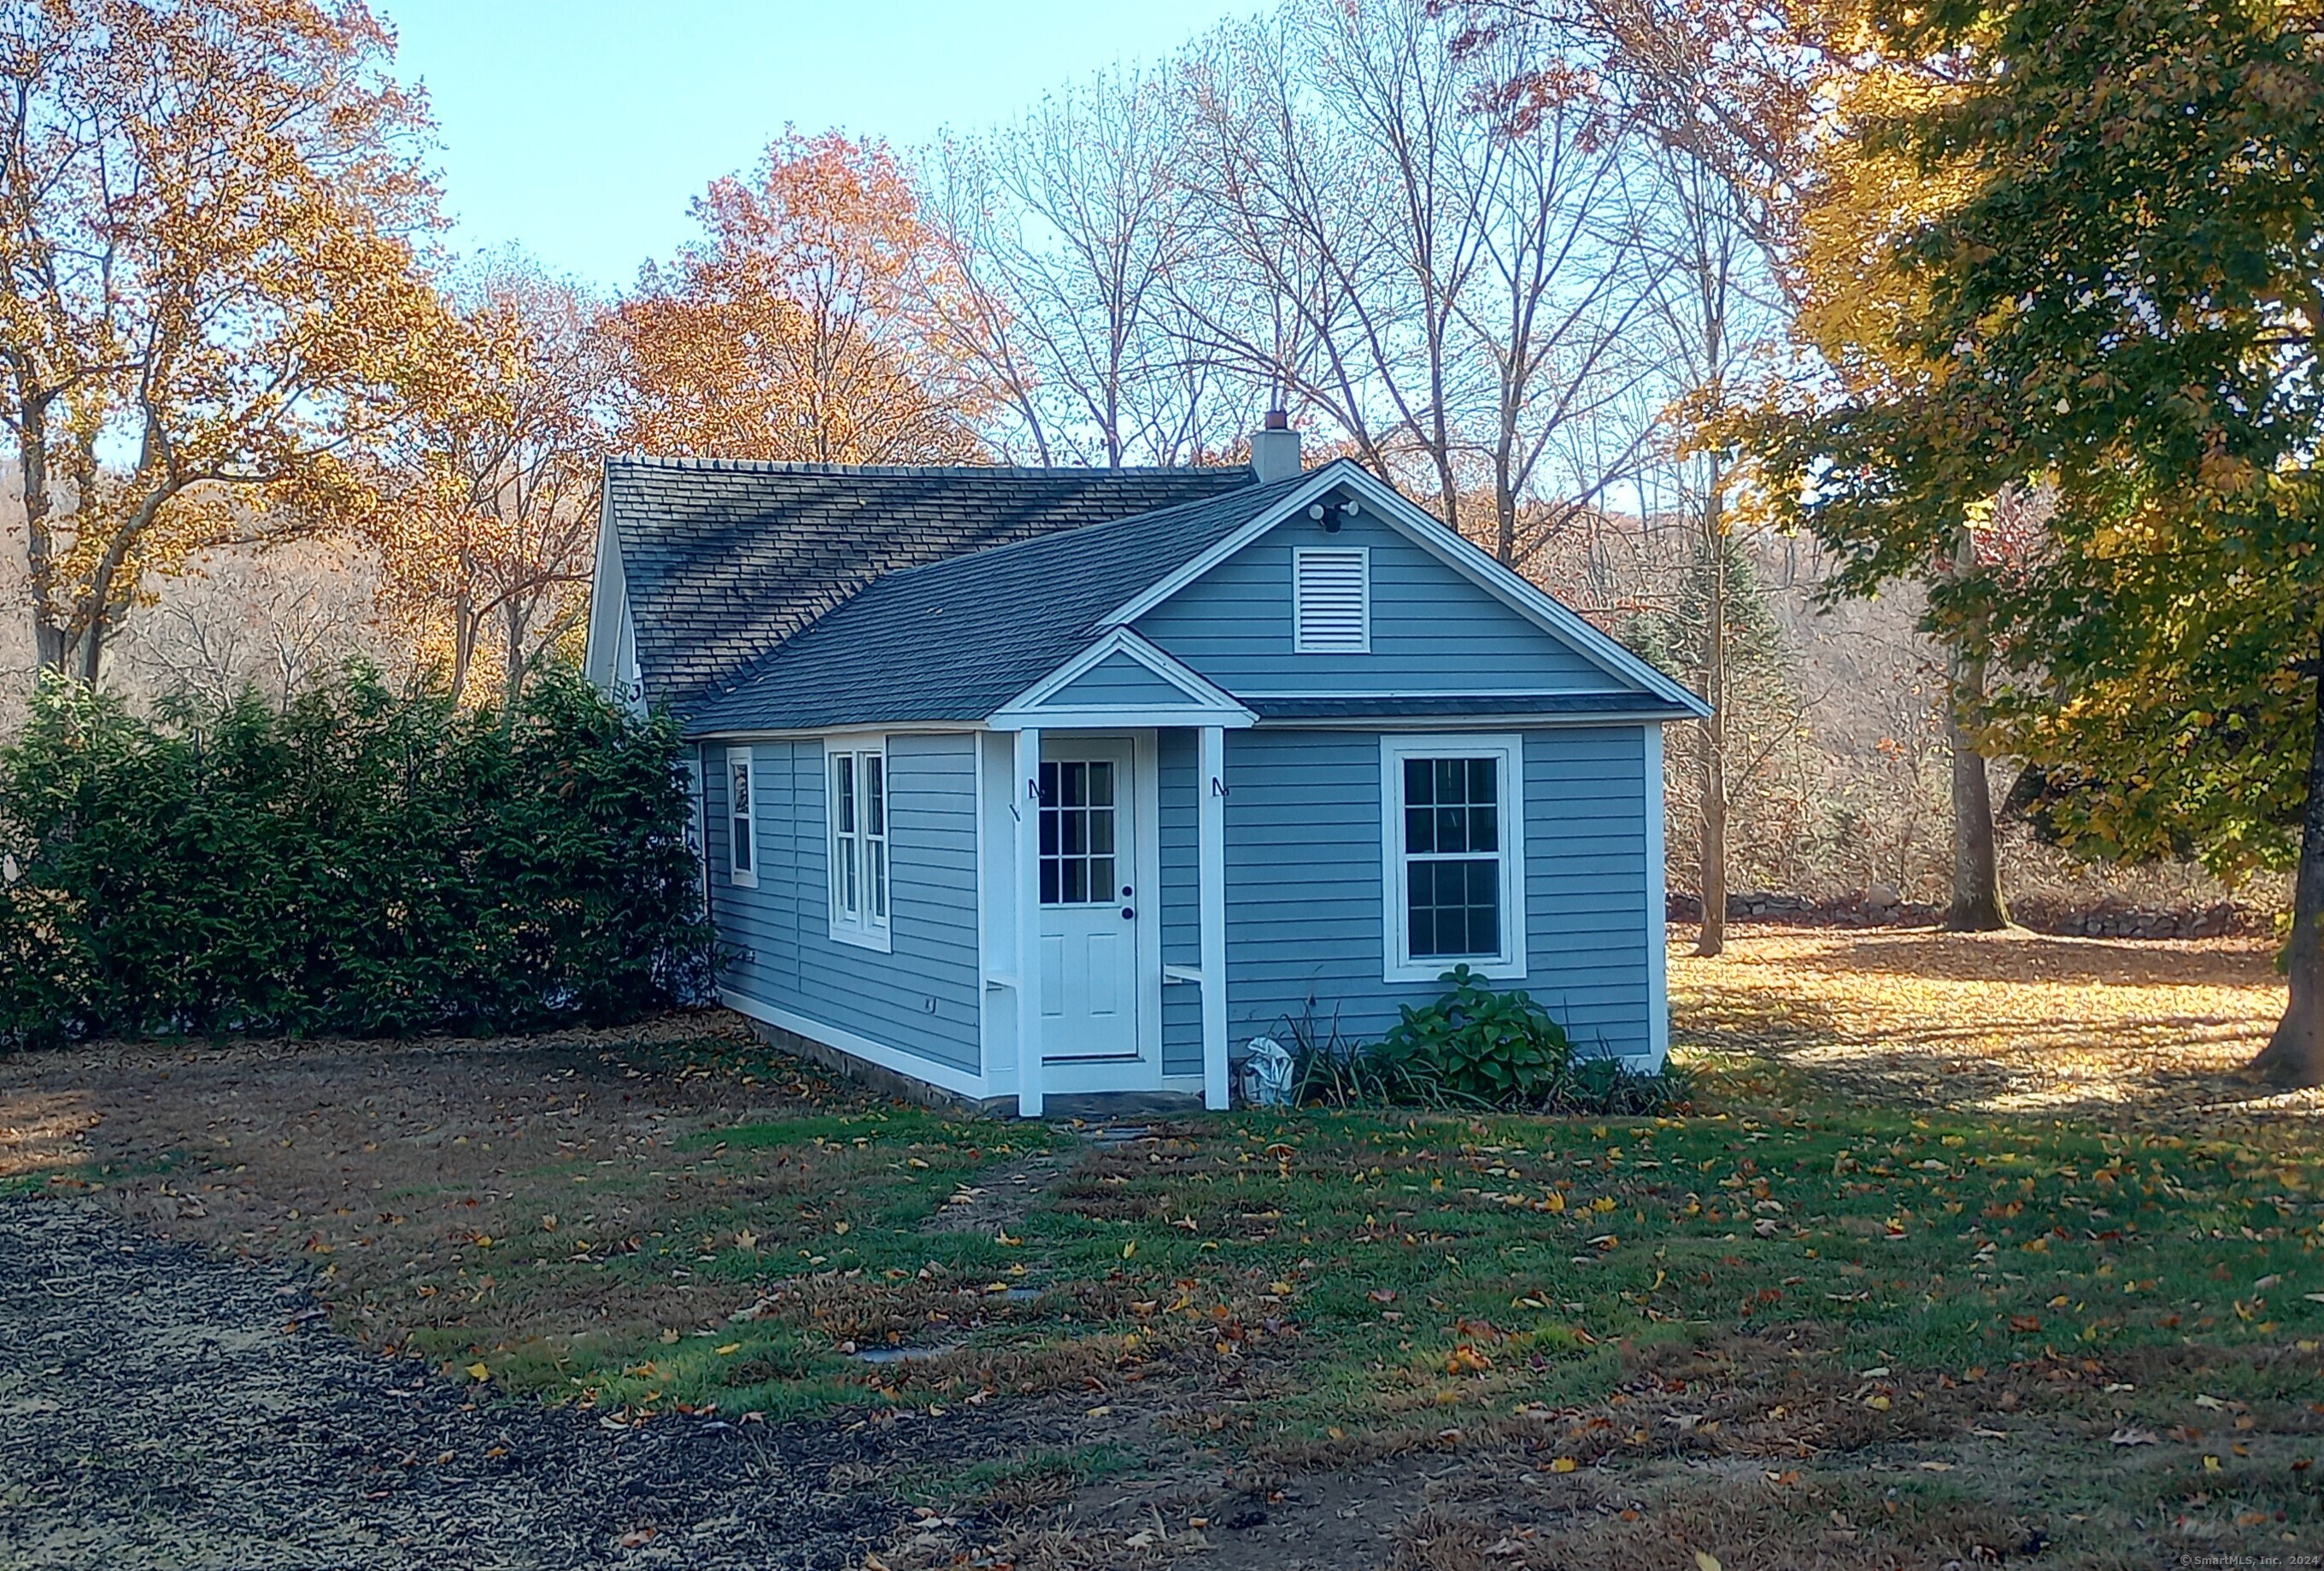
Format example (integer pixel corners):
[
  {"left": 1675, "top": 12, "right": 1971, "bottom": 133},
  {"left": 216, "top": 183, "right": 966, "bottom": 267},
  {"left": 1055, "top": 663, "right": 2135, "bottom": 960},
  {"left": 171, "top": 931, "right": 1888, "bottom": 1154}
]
[{"left": 1038, "top": 739, "right": 1141, "bottom": 1061}]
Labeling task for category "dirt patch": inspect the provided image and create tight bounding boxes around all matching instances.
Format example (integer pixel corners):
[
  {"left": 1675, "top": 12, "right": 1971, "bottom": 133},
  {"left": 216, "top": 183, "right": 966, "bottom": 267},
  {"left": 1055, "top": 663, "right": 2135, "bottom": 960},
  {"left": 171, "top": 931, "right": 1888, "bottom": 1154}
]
[
  {"left": 0, "top": 1199, "right": 954, "bottom": 1569},
  {"left": 919, "top": 1144, "right": 1065, "bottom": 1238}
]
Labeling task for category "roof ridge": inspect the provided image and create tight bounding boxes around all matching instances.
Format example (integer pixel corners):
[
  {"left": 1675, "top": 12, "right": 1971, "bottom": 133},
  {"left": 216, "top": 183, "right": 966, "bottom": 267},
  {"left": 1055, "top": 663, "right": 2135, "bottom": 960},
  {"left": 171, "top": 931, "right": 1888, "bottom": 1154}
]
[
  {"left": 608, "top": 454, "right": 1248, "bottom": 479},
  {"left": 860, "top": 466, "right": 1305, "bottom": 590}
]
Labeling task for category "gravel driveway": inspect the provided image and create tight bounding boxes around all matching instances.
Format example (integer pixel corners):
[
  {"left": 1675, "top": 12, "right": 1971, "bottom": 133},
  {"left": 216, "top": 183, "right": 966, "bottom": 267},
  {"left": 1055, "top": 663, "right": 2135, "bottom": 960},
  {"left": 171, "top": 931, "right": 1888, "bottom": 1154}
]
[{"left": 0, "top": 1200, "right": 925, "bottom": 1569}]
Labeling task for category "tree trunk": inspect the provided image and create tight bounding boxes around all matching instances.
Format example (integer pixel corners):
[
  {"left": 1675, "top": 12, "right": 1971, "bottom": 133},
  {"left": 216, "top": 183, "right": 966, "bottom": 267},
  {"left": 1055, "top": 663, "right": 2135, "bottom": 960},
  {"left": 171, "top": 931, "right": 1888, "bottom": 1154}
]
[
  {"left": 1944, "top": 643, "right": 2010, "bottom": 930},
  {"left": 1695, "top": 480, "right": 1728, "bottom": 958},
  {"left": 448, "top": 587, "right": 477, "bottom": 705},
  {"left": 2251, "top": 622, "right": 2324, "bottom": 1087},
  {"left": 502, "top": 596, "right": 530, "bottom": 715}
]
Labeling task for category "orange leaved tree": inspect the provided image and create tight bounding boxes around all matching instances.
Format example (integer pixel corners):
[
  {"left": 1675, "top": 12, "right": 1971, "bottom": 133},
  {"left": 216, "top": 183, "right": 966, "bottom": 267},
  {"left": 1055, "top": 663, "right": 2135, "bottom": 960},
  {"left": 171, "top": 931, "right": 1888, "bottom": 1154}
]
[
  {"left": 0, "top": 0, "right": 454, "bottom": 683},
  {"left": 368, "top": 255, "right": 615, "bottom": 708},
  {"left": 614, "top": 129, "right": 989, "bottom": 465}
]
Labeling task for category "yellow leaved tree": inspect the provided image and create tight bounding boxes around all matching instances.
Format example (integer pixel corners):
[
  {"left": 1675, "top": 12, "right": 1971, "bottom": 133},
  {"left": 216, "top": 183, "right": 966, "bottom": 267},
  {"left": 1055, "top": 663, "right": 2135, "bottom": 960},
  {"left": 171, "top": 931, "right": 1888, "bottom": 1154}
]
[
  {"left": 0, "top": 0, "right": 455, "bottom": 683},
  {"left": 365, "top": 255, "right": 615, "bottom": 708}
]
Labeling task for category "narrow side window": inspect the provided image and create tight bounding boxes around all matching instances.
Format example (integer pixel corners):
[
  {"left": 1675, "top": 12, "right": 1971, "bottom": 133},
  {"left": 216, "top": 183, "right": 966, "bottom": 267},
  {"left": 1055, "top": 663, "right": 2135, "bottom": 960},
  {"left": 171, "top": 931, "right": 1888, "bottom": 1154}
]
[
  {"left": 826, "top": 738, "right": 891, "bottom": 949},
  {"left": 726, "top": 747, "right": 757, "bottom": 888}
]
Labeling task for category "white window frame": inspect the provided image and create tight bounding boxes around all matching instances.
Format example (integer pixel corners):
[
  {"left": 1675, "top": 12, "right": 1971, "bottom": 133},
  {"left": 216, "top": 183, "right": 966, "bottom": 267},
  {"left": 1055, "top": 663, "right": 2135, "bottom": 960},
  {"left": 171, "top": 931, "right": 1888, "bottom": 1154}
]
[
  {"left": 1380, "top": 733, "right": 1526, "bottom": 983},
  {"left": 725, "top": 746, "right": 758, "bottom": 888},
  {"left": 826, "top": 737, "right": 892, "bottom": 953},
  {"left": 1293, "top": 545, "right": 1371, "bottom": 654}
]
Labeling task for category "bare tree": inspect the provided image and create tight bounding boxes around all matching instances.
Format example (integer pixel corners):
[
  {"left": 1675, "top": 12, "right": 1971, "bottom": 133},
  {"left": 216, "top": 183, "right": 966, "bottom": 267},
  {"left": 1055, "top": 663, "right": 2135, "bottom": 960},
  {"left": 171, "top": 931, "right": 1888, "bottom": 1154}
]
[
  {"left": 1176, "top": 2, "right": 1468, "bottom": 508},
  {"left": 1452, "top": 23, "right": 1665, "bottom": 566},
  {"left": 918, "top": 68, "right": 1229, "bottom": 466},
  {"left": 114, "top": 540, "right": 388, "bottom": 711}
]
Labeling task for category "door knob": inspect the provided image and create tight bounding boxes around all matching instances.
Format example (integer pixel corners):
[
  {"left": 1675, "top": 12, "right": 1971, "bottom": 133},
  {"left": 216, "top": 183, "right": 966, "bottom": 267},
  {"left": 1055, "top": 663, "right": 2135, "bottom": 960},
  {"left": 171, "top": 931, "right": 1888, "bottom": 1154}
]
[{"left": 1121, "top": 907, "right": 1136, "bottom": 920}]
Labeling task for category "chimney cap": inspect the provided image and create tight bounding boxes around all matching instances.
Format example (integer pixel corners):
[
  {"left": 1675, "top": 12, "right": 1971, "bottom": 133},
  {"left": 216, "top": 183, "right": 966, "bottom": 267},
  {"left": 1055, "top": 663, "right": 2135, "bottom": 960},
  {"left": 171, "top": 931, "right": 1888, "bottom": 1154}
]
[{"left": 1262, "top": 407, "right": 1289, "bottom": 431}]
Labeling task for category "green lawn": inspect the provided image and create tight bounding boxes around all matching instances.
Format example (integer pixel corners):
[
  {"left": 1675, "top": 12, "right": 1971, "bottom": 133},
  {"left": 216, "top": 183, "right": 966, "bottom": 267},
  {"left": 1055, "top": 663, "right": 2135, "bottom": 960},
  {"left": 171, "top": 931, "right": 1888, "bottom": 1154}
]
[{"left": 18, "top": 929, "right": 2321, "bottom": 1562}]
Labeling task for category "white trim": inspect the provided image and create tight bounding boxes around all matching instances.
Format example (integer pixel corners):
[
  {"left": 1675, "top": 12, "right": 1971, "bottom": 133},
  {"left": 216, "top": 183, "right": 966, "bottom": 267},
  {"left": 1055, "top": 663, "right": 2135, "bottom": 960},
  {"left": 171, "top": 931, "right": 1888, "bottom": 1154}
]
[
  {"left": 988, "top": 628, "right": 1257, "bottom": 730},
  {"left": 1012, "top": 725, "right": 1044, "bottom": 1117},
  {"left": 1379, "top": 733, "right": 1529, "bottom": 983},
  {"left": 1642, "top": 722, "right": 1670, "bottom": 1069},
  {"left": 725, "top": 746, "right": 758, "bottom": 888},
  {"left": 720, "top": 989, "right": 989, "bottom": 1100},
  {"left": 1198, "top": 724, "right": 1229, "bottom": 1110},
  {"left": 582, "top": 467, "right": 621, "bottom": 688},
  {"left": 825, "top": 737, "right": 892, "bottom": 953},
  {"left": 1259, "top": 711, "right": 1687, "bottom": 731},
  {"left": 1237, "top": 687, "right": 1630, "bottom": 699},
  {"left": 1292, "top": 545, "right": 1371, "bottom": 654},
  {"left": 1106, "top": 460, "right": 1711, "bottom": 719},
  {"left": 971, "top": 734, "right": 994, "bottom": 1090}
]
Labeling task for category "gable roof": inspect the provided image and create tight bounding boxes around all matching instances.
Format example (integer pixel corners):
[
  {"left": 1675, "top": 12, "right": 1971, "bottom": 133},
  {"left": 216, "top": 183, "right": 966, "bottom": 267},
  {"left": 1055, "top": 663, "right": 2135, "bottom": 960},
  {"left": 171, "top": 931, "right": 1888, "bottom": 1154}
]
[
  {"left": 605, "top": 456, "right": 1257, "bottom": 711},
  {"left": 1106, "top": 463, "right": 1713, "bottom": 720},
  {"left": 684, "top": 471, "right": 1316, "bottom": 733}
]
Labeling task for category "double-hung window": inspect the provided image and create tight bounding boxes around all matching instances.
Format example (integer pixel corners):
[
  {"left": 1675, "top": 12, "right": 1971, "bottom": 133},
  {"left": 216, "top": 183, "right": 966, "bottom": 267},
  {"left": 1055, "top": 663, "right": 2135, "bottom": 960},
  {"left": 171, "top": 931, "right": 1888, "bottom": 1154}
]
[
  {"left": 1381, "top": 735, "right": 1525, "bottom": 982},
  {"left": 725, "top": 747, "right": 757, "bottom": 888},
  {"left": 827, "top": 739, "right": 890, "bottom": 950}
]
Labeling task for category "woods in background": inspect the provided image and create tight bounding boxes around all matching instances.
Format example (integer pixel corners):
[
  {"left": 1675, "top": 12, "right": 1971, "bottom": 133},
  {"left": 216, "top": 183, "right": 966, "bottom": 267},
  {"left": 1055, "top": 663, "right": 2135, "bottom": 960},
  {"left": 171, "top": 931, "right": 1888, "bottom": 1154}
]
[{"left": 5, "top": 0, "right": 2313, "bottom": 1076}]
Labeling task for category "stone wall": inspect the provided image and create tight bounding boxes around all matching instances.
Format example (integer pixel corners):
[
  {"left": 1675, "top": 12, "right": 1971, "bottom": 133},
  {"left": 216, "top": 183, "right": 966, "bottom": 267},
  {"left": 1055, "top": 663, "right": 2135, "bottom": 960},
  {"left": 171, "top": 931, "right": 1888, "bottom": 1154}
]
[{"left": 1664, "top": 888, "right": 2257, "bottom": 941}]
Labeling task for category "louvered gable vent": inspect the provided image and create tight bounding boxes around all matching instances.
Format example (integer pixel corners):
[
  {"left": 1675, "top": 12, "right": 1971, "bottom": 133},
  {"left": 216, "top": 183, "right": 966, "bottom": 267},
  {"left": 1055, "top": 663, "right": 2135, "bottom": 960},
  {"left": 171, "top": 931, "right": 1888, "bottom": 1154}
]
[{"left": 1294, "top": 547, "right": 1370, "bottom": 653}]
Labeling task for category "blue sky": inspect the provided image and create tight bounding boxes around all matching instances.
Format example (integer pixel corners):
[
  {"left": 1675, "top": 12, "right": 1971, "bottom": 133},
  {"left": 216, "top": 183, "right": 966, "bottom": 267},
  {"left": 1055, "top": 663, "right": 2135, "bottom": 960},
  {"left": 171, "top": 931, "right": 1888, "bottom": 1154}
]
[{"left": 382, "top": 0, "right": 1252, "bottom": 291}]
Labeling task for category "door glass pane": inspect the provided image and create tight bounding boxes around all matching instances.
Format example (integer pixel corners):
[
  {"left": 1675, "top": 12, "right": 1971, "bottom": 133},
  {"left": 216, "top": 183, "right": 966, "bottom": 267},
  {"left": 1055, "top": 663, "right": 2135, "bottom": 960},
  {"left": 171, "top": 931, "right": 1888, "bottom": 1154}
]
[{"left": 1041, "top": 757, "right": 1119, "bottom": 906}]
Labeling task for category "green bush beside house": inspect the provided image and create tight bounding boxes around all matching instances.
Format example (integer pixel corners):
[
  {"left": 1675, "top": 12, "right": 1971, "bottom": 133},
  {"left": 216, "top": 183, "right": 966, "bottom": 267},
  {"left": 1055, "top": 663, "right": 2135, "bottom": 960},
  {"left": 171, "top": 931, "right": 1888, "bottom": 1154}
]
[{"left": 0, "top": 668, "right": 714, "bottom": 1048}]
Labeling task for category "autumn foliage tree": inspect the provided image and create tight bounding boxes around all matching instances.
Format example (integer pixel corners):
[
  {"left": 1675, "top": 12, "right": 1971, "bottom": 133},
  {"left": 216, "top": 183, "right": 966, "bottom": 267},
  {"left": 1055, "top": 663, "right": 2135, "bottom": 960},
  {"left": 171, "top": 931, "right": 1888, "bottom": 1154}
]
[
  {"left": 1742, "top": 0, "right": 2324, "bottom": 1081},
  {"left": 368, "top": 255, "right": 613, "bottom": 708},
  {"left": 0, "top": 0, "right": 453, "bottom": 683},
  {"left": 615, "top": 131, "right": 989, "bottom": 466}
]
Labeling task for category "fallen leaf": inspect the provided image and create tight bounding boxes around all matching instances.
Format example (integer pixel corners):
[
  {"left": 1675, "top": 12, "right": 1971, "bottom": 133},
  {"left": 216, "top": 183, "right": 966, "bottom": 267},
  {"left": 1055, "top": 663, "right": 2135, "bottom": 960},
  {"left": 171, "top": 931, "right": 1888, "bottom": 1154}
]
[
  {"left": 2110, "top": 1427, "right": 2159, "bottom": 1446},
  {"left": 716, "top": 1343, "right": 740, "bottom": 1356},
  {"left": 466, "top": 1361, "right": 490, "bottom": 1381},
  {"left": 1694, "top": 1552, "right": 1722, "bottom": 1571},
  {"left": 1549, "top": 1456, "right": 1578, "bottom": 1473}
]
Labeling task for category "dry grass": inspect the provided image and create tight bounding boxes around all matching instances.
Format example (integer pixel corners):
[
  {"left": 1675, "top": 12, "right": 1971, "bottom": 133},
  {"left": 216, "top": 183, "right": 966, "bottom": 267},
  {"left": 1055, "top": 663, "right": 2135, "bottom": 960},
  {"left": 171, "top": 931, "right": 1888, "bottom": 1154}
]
[
  {"left": 1670, "top": 926, "right": 2319, "bottom": 1124},
  {"left": 8, "top": 926, "right": 2324, "bottom": 1569}
]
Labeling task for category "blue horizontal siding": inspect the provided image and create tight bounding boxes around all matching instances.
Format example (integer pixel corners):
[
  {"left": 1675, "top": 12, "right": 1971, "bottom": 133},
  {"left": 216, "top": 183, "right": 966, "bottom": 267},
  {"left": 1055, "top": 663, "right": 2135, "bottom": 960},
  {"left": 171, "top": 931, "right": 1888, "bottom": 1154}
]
[
  {"left": 1218, "top": 726, "right": 1652, "bottom": 1058},
  {"left": 1046, "top": 651, "right": 1196, "bottom": 708},
  {"left": 1135, "top": 510, "right": 1625, "bottom": 696},
  {"left": 705, "top": 735, "right": 983, "bottom": 1076}
]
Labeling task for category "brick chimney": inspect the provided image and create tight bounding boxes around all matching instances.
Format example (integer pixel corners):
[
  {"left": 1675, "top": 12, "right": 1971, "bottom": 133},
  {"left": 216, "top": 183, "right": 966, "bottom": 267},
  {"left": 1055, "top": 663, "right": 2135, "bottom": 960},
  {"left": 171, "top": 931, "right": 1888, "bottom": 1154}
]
[{"left": 1249, "top": 408, "right": 1301, "bottom": 484}]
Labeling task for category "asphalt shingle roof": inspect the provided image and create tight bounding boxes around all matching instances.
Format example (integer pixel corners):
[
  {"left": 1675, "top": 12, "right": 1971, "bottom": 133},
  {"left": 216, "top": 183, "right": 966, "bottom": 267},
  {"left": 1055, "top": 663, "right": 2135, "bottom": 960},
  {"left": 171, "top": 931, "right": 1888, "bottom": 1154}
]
[
  {"left": 1247, "top": 693, "right": 1694, "bottom": 719},
  {"left": 685, "top": 469, "right": 1320, "bottom": 734},
  {"left": 607, "top": 457, "right": 1259, "bottom": 713}
]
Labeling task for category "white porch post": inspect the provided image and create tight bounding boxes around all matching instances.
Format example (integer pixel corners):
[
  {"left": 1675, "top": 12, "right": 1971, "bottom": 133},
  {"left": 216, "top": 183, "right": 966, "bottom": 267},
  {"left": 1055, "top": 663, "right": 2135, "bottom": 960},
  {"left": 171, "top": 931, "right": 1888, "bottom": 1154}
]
[
  {"left": 1013, "top": 726, "right": 1045, "bottom": 1117},
  {"left": 1198, "top": 724, "right": 1229, "bottom": 1111}
]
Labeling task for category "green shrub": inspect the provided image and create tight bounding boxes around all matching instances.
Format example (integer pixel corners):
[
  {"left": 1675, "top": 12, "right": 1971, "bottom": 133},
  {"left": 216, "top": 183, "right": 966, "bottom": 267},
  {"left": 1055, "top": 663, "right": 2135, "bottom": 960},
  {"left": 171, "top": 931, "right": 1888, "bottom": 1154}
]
[
  {"left": 1378, "top": 965, "right": 1576, "bottom": 1107},
  {"left": 0, "top": 666, "right": 715, "bottom": 1047},
  {"left": 1358, "top": 966, "right": 1691, "bottom": 1115}
]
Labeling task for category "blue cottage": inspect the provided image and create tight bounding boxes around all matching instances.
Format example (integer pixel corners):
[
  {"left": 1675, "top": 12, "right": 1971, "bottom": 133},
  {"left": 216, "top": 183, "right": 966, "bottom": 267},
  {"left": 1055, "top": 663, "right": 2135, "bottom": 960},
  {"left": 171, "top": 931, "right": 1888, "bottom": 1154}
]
[{"left": 584, "top": 425, "right": 1707, "bottom": 1116}]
